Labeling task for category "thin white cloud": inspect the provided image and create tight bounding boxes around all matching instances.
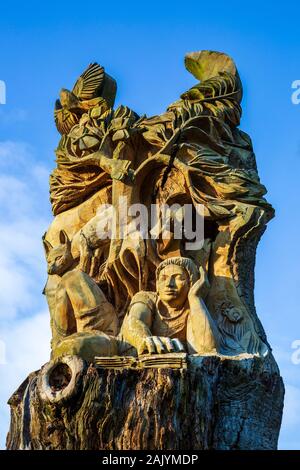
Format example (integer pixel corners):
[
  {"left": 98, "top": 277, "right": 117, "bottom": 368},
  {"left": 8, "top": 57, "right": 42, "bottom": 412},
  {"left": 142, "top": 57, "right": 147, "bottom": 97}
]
[
  {"left": 0, "top": 310, "right": 51, "bottom": 449},
  {"left": 0, "top": 108, "right": 28, "bottom": 125},
  {"left": 0, "top": 141, "right": 51, "bottom": 320},
  {"left": 0, "top": 140, "right": 52, "bottom": 448},
  {"left": 0, "top": 140, "right": 32, "bottom": 168}
]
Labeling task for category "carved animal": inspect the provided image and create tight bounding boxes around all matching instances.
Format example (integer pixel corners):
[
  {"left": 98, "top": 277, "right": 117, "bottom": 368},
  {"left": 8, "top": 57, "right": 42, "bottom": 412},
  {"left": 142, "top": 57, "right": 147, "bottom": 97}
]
[
  {"left": 54, "top": 62, "right": 117, "bottom": 134},
  {"left": 43, "top": 230, "right": 118, "bottom": 354},
  {"left": 43, "top": 229, "right": 74, "bottom": 276},
  {"left": 6, "top": 51, "right": 284, "bottom": 451}
]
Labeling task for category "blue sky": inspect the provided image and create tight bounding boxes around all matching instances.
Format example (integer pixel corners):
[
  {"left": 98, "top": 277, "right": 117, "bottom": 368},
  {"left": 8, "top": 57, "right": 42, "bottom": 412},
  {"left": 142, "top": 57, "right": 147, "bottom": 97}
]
[{"left": 0, "top": 0, "right": 299, "bottom": 450}]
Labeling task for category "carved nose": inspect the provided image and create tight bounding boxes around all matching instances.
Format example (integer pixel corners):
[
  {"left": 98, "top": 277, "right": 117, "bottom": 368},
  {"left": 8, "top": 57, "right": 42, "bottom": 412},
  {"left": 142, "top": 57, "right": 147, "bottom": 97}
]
[{"left": 167, "top": 277, "right": 176, "bottom": 288}]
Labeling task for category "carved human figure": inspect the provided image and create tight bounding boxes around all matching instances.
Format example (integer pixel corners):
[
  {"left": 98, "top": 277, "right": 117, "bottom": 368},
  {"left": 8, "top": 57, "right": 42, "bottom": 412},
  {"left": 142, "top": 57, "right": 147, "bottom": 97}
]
[
  {"left": 216, "top": 300, "right": 268, "bottom": 356},
  {"left": 120, "top": 257, "right": 219, "bottom": 355},
  {"left": 43, "top": 229, "right": 118, "bottom": 359},
  {"left": 45, "top": 51, "right": 275, "bottom": 359}
]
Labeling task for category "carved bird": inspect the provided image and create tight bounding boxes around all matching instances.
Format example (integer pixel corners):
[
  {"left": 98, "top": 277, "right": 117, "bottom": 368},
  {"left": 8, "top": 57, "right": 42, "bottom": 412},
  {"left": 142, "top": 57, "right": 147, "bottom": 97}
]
[{"left": 54, "top": 62, "right": 116, "bottom": 135}]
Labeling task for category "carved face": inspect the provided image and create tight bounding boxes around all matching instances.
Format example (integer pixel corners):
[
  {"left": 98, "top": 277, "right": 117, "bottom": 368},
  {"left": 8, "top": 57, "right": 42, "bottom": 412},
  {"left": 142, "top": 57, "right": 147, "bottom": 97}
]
[
  {"left": 222, "top": 306, "right": 243, "bottom": 323},
  {"left": 46, "top": 245, "right": 73, "bottom": 276},
  {"left": 43, "top": 230, "right": 74, "bottom": 277},
  {"left": 157, "top": 264, "right": 190, "bottom": 309}
]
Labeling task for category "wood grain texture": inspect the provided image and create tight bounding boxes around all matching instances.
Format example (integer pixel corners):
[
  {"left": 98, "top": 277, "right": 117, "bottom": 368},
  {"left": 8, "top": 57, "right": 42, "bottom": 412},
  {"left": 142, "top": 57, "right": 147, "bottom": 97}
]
[{"left": 6, "top": 354, "right": 284, "bottom": 450}]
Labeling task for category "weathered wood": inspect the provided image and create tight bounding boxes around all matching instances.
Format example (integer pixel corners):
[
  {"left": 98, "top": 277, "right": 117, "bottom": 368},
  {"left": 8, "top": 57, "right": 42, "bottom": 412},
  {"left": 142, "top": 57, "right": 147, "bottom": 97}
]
[
  {"left": 6, "top": 50, "right": 284, "bottom": 451},
  {"left": 6, "top": 354, "right": 284, "bottom": 450}
]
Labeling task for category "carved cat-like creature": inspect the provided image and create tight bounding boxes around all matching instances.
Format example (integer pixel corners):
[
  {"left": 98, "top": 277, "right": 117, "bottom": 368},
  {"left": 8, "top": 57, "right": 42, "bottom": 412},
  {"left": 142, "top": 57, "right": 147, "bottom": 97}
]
[{"left": 43, "top": 230, "right": 118, "bottom": 358}]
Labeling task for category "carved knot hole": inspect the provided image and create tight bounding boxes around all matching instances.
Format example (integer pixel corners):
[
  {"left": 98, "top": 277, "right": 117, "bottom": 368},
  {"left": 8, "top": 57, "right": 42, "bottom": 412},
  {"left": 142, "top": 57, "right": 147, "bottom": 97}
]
[{"left": 49, "top": 363, "right": 72, "bottom": 392}]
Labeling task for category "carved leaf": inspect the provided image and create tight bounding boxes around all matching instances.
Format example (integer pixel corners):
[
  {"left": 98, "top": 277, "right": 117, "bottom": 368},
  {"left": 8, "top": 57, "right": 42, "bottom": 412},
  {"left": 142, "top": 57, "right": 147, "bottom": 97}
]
[
  {"left": 180, "top": 72, "right": 242, "bottom": 128},
  {"left": 181, "top": 71, "right": 241, "bottom": 102}
]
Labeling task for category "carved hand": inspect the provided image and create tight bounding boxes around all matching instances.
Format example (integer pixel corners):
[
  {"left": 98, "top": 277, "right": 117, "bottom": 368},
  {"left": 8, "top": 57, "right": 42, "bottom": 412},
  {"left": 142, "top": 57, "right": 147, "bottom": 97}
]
[
  {"left": 138, "top": 336, "right": 185, "bottom": 355},
  {"left": 188, "top": 266, "right": 210, "bottom": 303}
]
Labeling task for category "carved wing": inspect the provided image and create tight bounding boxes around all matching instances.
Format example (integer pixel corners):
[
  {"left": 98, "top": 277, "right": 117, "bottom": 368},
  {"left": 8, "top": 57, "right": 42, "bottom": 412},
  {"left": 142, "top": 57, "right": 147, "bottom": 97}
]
[
  {"left": 72, "top": 63, "right": 105, "bottom": 100},
  {"left": 54, "top": 99, "right": 79, "bottom": 134}
]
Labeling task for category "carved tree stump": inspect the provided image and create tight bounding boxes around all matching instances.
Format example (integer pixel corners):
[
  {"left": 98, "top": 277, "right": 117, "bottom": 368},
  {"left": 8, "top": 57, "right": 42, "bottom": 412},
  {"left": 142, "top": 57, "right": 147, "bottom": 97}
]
[{"left": 7, "top": 354, "right": 284, "bottom": 450}]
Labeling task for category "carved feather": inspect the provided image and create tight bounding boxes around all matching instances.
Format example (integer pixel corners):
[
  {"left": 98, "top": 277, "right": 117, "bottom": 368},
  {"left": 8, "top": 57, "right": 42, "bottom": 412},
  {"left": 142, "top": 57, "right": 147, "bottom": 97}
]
[{"left": 72, "top": 63, "right": 105, "bottom": 100}]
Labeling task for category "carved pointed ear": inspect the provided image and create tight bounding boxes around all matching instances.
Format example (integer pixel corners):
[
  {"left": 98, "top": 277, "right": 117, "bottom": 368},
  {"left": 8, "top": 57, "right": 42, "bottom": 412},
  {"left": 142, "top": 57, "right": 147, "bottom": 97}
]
[
  {"left": 42, "top": 233, "right": 53, "bottom": 257},
  {"left": 59, "top": 229, "right": 71, "bottom": 246}
]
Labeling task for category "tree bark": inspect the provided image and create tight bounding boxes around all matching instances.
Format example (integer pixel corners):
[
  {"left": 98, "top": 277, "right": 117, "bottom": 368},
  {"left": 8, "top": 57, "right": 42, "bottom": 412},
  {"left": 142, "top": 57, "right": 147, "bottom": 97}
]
[{"left": 6, "top": 353, "right": 284, "bottom": 450}]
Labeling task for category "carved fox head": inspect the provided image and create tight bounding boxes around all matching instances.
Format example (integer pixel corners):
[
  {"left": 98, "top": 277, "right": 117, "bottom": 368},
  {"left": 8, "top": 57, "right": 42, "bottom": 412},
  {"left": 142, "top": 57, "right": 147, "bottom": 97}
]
[{"left": 43, "top": 230, "right": 74, "bottom": 276}]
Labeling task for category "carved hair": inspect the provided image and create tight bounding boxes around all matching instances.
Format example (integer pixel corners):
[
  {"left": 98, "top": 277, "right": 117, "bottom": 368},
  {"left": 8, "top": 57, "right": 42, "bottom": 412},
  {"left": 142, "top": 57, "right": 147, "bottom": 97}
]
[{"left": 156, "top": 257, "right": 199, "bottom": 285}]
